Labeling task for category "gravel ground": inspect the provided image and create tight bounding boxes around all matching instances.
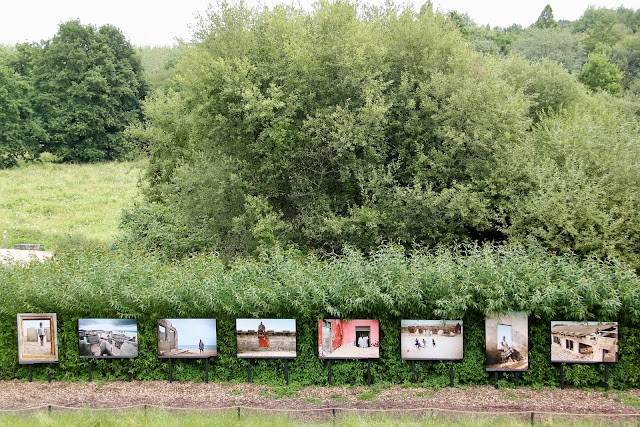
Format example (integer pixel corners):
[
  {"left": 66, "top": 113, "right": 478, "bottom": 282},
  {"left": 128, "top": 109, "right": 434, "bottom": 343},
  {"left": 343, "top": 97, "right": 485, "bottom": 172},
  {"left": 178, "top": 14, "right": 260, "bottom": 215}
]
[{"left": 2, "top": 380, "right": 640, "bottom": 421}]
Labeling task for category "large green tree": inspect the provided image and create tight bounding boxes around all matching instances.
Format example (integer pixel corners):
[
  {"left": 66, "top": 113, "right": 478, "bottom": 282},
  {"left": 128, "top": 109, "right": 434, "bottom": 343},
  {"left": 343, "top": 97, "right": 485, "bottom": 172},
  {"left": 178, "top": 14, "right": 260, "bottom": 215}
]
[
  {"left": 0, "top": 51, "right": 41, "bottom": 168},
  {"left": 28, "top": 20, "right": 147, "bottom": 162}
]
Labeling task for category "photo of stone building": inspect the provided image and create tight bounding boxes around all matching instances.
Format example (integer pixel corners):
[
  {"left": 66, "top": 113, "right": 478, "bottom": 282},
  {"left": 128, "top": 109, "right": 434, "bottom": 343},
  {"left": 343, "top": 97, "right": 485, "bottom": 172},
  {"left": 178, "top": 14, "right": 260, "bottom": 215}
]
[
  {"left": 485, "top": 312, "right": 528, "bottom": 371},
  {"left": 158, "top": 318, "right": 217, "bottom": 358},
  {"left": 551, "top": 322, "right": 618, "bottom": 363},
  {"left": 78, "top": 318, "right": 138, "bottom": 358},
  {"left": 17, "top": 313, "right": 58, "bottom": 364},
  {"left": 401, "top": 320, "right": 463, "bottom": 360},
  {"left": 318, "top": 319, "right": 379, "bottom": 359},
  {"left": 236, "top": 319, "right": 296, "bottom": 359}
]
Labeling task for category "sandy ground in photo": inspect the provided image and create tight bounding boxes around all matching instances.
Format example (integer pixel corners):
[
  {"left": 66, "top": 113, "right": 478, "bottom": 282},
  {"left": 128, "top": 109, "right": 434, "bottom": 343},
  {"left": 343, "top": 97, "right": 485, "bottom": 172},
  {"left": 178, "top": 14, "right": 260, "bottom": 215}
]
[
  {"left": 21, "top": 341, "right": 54, "bottom": 357},
  {"left": 161, "top": 349, "right": 217, "bottom": 358},
  {"left": 237, "top": 351, "right": 296, "bottom": 358},
  {"left": 401, "top": 332, "right": 463, "bottom": 360},
  {"left": 322, "top": 345, "right": 379, "bottom": 359}
]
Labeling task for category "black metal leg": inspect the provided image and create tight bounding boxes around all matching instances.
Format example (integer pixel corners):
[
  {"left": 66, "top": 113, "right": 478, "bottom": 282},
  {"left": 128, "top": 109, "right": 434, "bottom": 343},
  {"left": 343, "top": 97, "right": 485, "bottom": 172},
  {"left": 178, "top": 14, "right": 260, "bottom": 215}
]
[
  {"left": 88, "top": 360, "right": 92, "bottom": 382},
  {"left": 168, "top": 359, "right": 173, "bottom": 383},
  {"left": 284, "top": 359, "right": 289, "bottom": 385},
  {"left": 247, "top": 359, "right": 252, "bottom": 383},
  {"left": 449, "top": 363, "right": 454, "bottom": 387},
  {"left": 367, "top": 359, "right": 371, "bottom": 386},
  {"left": 328, "top": 360, "right": 332, "bottom": 385},
  {"left": 205, "top": 358, "right": 209, "bottom": 384},
  {"left": 494, "top": 371, "right": 498, "bottom": 389},
  {"left": 411, "top": 360, "right": 416, "bottom": 383},
  {"left": 28, "top": 364, "right": 32, "bottom": 382},
  {"left": 560, "top": 364, "right": 565, "bottom": 389},
  {"left": 128, "top": 359, "right": 132, "bottom": 382},
  {"left": 605, "top": 364, "right": 610, "bottom": 391},
  {"left": 48, "top": 364, "right": 52, "bottom": 383}
]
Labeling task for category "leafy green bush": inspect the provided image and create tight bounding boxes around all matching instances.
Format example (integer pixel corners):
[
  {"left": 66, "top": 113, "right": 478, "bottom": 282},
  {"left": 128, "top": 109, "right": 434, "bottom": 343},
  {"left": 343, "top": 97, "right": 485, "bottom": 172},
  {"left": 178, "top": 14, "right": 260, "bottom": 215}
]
[{"left": 1, "top": 244, "right": 638, "bottom": 388}]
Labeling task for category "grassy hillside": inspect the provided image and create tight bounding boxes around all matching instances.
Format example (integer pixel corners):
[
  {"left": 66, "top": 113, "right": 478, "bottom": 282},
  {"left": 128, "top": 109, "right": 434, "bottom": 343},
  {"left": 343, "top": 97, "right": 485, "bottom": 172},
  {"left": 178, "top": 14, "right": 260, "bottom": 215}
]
[{"left": 0, "top": 160, "right": 142, "bottom": 252}]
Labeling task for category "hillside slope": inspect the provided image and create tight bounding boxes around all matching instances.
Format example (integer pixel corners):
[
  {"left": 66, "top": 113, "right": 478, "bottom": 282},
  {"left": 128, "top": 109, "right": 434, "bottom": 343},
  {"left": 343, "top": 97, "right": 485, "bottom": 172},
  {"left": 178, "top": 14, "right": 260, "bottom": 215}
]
[{"left": 0, "top": 161, "right": 142, "bottom": 252}]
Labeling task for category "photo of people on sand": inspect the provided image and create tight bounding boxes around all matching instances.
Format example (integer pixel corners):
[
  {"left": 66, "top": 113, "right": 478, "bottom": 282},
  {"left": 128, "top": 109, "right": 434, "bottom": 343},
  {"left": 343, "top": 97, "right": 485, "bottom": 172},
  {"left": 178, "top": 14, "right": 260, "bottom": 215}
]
[
  {"left": 318, "top": 319, "right": 379, "bottom": 359},
  {"left": 17, "top": 313, "right": 58, "bottom": 364},
  {"left": 236, "top": 318, "right": 296, "bottom": 359},
  {"left": 78, "top": 318, "right": 138, "bottom": 358},
  {"left": 551, "top": 321, "right": 618, "bottom": 364},
  {"left": 401, "top": 320, "right": 463, "bottom": 360},
  {"left": 158, "top": 318, "right": 217, "bottom": 358},
  {"left": 485, "top": 312, "right": 528, "bottom": 371}
]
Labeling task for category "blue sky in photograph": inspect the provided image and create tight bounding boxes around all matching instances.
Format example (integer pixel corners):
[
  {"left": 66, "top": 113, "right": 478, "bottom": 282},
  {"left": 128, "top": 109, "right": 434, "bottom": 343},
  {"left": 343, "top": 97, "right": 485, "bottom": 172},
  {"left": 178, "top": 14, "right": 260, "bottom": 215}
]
[
  {"left": 78, "top": 318, "right": 137, "bottom": 332},
  {"left": 162, "top": 318, "right": 217, "bottom": 345},
  {"left": 236, "top": 318, "right": 296, "bottom": 332}
]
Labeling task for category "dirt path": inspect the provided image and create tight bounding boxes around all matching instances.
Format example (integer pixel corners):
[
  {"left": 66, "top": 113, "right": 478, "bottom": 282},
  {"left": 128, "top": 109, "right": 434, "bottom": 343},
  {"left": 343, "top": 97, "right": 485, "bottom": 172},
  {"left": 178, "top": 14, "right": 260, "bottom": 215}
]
[{"left": 2, "top": 380, "right": 640, "bottom": 422}]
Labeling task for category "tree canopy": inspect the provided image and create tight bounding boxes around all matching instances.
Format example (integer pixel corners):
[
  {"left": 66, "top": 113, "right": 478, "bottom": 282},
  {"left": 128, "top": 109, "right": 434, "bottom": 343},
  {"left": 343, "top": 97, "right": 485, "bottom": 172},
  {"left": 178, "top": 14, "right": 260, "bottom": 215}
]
[
  {"left": 120, "top": 1, "right": 640, "bottom": 271},
  {"left": 9, "top": 20, "right": 147, "bottom": 163}
]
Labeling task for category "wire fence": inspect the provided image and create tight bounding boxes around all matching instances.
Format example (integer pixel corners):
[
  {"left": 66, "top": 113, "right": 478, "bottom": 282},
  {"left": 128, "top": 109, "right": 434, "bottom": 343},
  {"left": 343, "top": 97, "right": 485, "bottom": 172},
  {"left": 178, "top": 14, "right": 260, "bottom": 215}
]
[{"left": 1, "top": 403, "right": 640, "bottom": 425}]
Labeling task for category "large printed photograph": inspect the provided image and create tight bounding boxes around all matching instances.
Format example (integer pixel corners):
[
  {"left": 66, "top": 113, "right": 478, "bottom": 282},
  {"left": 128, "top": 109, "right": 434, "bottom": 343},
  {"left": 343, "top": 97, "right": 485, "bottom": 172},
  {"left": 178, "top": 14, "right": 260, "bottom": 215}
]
[
  {"left": 78, "top": 318, "right": 138, "bottom": 358},
  {"left": 236, "top": 318, "right": 296, "bottom": 359},
  {"left": 17, "top": 313, "right": 58, "bottom": 364},
  {"left": 158, "top": 318, "right": 217, "bottom": 358},
  {"left": 551, "top": 321, "right": 618, "bottom": 363},
  {"left": 318, "top": 319, "right": 379, "bottom": 359},
  {"left": 401, "top": 320, "right": 463, "bottom": 360},
  {"left": 485, "top": 312, "right": 528, "bottom": 371}
]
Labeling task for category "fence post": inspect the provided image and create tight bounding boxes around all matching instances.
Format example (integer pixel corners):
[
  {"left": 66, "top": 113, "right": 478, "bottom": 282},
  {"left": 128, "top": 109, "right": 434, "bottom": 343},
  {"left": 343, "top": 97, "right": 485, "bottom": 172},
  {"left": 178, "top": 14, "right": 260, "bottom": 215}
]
[{"left": 530, "top": 411, "right": 534, "bottom": 426}]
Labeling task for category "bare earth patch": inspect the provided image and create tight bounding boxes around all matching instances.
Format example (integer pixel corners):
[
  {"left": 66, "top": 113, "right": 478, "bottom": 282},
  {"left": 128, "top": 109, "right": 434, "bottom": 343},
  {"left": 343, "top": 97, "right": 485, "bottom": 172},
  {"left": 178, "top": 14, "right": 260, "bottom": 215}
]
[{"left": 2, "top": 380, "right": 640, "bottom": 422}]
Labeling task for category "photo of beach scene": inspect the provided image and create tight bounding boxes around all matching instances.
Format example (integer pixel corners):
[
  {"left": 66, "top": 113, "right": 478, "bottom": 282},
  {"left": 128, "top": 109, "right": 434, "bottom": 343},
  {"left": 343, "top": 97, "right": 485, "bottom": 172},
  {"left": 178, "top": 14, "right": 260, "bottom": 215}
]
[
  {"left": 318, "top": 319, "right": 379, "bottom": 359},
  {"left": 236, "top": 318, "right": 296, "bottom": 359},
  {"left": 17, "top": 313, "right": 58, "bottom": 364},
  {"left": 401, "top": 320, "right": 463, "bottom": 360},
  {"left": 78, "top": 318, "right": 138, "bottom": 358},
  {"left": 551, "top": 321, "right": 618, "bottom": 364},
  {"left": 158, "top": 318, "right": 217, "bottom": 358}
]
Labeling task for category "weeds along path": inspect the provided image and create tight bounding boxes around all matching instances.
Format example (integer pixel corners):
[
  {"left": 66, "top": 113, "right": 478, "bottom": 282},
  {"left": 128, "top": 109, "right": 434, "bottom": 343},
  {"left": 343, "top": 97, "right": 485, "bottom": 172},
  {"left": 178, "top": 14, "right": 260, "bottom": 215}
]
[{"left": 1, "top": 381, "right": 639, "bottom": 420}]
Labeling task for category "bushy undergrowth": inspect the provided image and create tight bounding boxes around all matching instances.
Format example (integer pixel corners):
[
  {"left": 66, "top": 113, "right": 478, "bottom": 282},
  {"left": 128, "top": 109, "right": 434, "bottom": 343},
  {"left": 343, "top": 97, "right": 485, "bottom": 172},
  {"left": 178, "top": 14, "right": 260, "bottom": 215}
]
[{"left": 1, "top": 243, "right": 639, "bottom": 388}]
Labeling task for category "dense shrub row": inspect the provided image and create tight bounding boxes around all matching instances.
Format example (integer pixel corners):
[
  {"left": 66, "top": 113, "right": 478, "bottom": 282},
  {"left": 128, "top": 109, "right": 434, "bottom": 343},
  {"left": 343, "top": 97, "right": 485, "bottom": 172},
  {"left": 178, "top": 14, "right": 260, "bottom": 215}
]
[{"left": 1, "top": 244, "right": 639, "bottom": 388}]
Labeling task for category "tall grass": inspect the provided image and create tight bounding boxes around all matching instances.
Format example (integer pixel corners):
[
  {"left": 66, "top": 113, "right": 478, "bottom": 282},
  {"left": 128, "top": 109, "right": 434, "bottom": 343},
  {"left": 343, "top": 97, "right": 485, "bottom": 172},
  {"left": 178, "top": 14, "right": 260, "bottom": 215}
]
[
  {"left": 0, "top": 409, "right": 615, "bottom": 427},
  {"left": 0, "top": 160, "right": 141, "bottom": 251}
]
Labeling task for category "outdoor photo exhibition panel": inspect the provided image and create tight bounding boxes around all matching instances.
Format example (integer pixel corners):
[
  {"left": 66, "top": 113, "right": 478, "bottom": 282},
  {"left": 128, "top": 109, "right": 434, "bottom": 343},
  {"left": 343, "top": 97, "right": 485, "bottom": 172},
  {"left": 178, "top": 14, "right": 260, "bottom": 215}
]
[
  {"left": 551, "top": 321, "right": 619, "bottom": 390},
  {"left": 78, "top": 318, "right": 139, "bottom": 358},
  {"left": 318, "top": 319, "right": 380, "bottom": 360},
  {"left": 158, "top": 318, "right": 218, "bottom": 358},
  {"left": 485, "top": 312, "right": 528, "bottom": 373},
  {"left": 236, "top": 318, "right": 296, "bottom": 384},
  {"left": 550, "top": 321, "right": 619, "bottom": 364},
  {"left": 17, "top": 313, "right": 59, "bottom": 365},
  {"left": 318, "top": 319, "right": 380, "bottom": 385},
  {"left": 401, "top": 320, "right": 463, "bottom": 361}
]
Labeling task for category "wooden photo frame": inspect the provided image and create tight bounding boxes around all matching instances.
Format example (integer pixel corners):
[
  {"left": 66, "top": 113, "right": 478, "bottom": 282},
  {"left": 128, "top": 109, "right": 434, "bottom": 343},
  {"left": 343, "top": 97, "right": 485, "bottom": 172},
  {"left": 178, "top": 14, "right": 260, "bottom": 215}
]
[{"left": 17, "top": 313, "right": 58, "bottom": 364}]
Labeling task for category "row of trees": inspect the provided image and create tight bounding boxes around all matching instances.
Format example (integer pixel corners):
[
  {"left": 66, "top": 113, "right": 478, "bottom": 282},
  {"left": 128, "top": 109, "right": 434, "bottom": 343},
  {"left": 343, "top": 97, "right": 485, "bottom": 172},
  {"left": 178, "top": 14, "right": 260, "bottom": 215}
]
[
  {"left": 464, "top": 5, "right": 640, "bottom": 96},
  {"left": 121, "top": 1, "right": 640, "bottom": 271},
  {"left": 0, "top": 20, "right": 146, "bottom": 166}
]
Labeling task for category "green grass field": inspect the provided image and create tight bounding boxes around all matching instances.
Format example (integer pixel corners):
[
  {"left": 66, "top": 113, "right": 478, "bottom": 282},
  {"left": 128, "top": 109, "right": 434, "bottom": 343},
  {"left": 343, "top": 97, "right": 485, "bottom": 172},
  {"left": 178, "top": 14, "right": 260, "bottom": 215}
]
[
  {"left": 0, "top": 409, "right": 620, "bottom": 427},
  {"left": 0, "top": 160, "right": 142, "bottom": 252}
]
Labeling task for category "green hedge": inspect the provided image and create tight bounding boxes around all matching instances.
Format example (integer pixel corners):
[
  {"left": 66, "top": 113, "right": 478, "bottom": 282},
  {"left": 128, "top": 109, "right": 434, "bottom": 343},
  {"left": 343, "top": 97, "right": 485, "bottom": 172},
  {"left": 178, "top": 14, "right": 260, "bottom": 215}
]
[{"left": 1, "top": 244, "right": 639, "bottom": 387}]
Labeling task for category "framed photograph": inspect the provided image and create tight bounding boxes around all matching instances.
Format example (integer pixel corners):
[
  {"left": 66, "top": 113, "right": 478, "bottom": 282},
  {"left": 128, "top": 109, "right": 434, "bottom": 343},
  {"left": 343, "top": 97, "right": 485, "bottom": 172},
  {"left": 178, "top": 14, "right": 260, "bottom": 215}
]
[
  {"left": 485, "top": 312, "right": 528, "bottom": 371},
  {"left": 78, "top": 318, "right": 138, "bottom": 358},
  {"left": 17, "top": 313, "right": 58, "bottom": 364},
  {"left": 236, "top": 318, "right": 296, "bottom": 359},
  {"left": 551, "top": 321, "right": 618, "bottom": 364},
  {"left": 158, "top": 318, "right": 217, "bottom": 358},
  {"left": 401, "top": 320, "right": 463, "bottom": 361},
  {"left": 318, "top": 319, "right": 380, "bottom": 359}
]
